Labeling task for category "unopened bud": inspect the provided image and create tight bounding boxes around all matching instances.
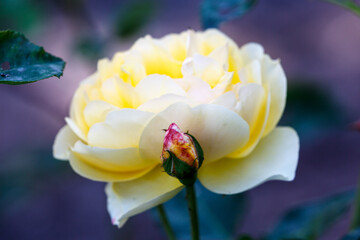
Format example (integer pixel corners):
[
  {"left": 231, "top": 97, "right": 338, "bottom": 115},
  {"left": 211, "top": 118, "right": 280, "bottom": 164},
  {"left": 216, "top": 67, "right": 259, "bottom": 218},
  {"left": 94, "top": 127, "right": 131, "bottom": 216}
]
[{"left": 161, "top": 123, "right": 204, "bottom": 186}]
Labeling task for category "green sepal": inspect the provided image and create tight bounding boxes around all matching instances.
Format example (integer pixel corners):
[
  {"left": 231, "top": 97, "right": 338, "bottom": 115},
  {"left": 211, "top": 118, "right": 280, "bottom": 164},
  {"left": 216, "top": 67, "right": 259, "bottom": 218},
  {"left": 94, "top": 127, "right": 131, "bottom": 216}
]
[
  {"left": 162, "top": 151, "right": 197, "bottom": 186},
  {"left": 186, "top": 133, "right": 204, "bottom": 168}
]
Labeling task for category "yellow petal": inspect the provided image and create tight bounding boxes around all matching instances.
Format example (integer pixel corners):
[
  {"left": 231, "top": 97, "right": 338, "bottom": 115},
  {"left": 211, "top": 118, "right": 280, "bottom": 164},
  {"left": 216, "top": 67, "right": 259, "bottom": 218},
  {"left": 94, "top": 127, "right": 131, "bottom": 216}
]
[
  {"left": 198, "top": 127, "right": 299, "bottom": 194},
  {"left": 69, "top": 147, "right": 155, "bottom": 182},
  {"left": 88, "top": 109, "right": 153, "bottom": 149},
  {"left": 53, "top": 125, "right": 79, "bottom": 160},
  {"left": 106, "top": 165, "right": 183, "bottom": 227},
  {"left": 72, "top": 141, "right": 157, "bottom": 172},
  {"left": 131, "top": 36, "right": 182, "bottom": 78},
  {"left": 139, "top": 103, "right": 249, "bottom": 164},
  {"left": 262, "top": 56, "right": 287, "bottom": 136},
  {"left": 65, "top": 117, "right": 87, "bottom": 142}
]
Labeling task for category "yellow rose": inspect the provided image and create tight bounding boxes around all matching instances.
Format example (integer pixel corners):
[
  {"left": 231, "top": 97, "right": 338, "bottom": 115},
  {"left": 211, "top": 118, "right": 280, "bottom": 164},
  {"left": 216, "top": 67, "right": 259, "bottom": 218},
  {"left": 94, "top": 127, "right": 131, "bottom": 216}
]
[{"left": 53, "top": 29, "right": 299, "bottom": 227}]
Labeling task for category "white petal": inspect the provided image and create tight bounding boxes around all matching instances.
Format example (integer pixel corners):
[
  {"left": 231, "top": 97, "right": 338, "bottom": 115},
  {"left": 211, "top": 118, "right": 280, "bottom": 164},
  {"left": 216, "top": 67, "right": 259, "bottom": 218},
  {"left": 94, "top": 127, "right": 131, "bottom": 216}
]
[
  {"left": 88, "top": 109, "right": 153, "bottom": 149},
  {"left": 211, "top": 91, "right": 237, "bottom": 110},
  {"left": 83, "top": 100, "right": 119, "bottom": 127},
  {"left": 240, "top": 43, "right": 264, "bottom": 65},
  {"left": 198, "top": 127, "right": 299, "bottom": 194},
  {"left": 187, "top": 79, "right": 214, "bottom": 104},
  {"left": 106, "top": 166, "right": 183, "bottom": 227},
  {"left": 139, "top": 103, "right": 249, "bottom": 164},
  {"left": 137, "top": 94, "right": 190, "bottom": 112},
  {"left": 208, "top": 44, "right": 229, "bottom": 71},
  {"left": 135, "top": 74, "right": 186, "bottom": 106},
  {"left": 53, "top": 125, "right": 79, "bottom": 160}
]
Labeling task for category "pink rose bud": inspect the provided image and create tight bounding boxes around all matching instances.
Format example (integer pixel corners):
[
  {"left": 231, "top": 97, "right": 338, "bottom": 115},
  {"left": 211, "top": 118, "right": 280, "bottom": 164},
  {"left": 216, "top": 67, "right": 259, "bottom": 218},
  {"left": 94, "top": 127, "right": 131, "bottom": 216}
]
[{"left": 161, "top": 123, "right": 204, "bottom": 186}]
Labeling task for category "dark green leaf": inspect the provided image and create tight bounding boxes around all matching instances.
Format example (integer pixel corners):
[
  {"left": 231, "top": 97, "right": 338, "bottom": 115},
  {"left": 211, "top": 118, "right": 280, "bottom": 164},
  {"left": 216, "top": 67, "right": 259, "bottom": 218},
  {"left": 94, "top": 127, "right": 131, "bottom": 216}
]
[
  {"left": 0, "top": 30, "right": 65, "bottom": 85},
  {"left": 266, "top": 191, "right": 355, "bottom": 240},
  {"left": 152, "top": 183, "right": 247, "bottom": 239},
  {"left": 200, "top": 0, "right": 258, "bottom": 29},
  {"left": 341, "top": 228, "right": 360, "bottom": 240},
  {"left": 322, "top": 0, "right": 360, "bottom": 17},
  {"left": 114, "top": 0, "right": 156, "bottom": 38}
]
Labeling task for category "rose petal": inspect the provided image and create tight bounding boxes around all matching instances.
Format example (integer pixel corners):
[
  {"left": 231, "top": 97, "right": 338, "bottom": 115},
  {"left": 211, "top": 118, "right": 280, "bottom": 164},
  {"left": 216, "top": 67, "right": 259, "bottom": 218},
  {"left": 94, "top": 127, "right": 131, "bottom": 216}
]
[
  {"left": 53, "top": 125, "right": 79, "bottom": 160},
  {"left": 131, "top": 36, "right": 182, "bottom": 78},
  {"left": 83, "top": 100, "right": 119, "bottom": 127},
  {"left": 139, "top": 102, "right": 249, "bottom": 164},
  {"left": 88, "top": 109, "right": 153, "bottom": 149},
  {"left": 69, "top": 148, "right": 155, "bottom": 182},
  {"left": 262, "top": 56, "right": 287, "bottom": 136},
  {"left": 137, "top": 94, "right": 190, "bottom": 112},
  {"left": 72, "top": 141, "right": 157, "bottom": 172},
  {"left": 239, "top": 43, "right": 264, "bottom": 65},
  {"left": 198, "top": 127, "right": 299, "bottom": 194},
  {"left": 106, "top": 165, "right": 183, "bottom": 227},
  {"left": 135, "top": 74, "right": 187, "bottom": 106},
  {"left": 65, "top": 117, "right": 87, "bottom": 142}
]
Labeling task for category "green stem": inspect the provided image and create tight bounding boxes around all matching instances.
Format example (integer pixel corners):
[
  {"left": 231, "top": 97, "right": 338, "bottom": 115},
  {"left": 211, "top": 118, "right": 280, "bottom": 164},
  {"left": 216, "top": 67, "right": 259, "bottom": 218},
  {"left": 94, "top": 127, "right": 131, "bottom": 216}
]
[
  {"left": 186, "top": 184, "right": 199, "bottom": 240},
  {"left": 157, "top": 204, "right": 177, "bottom": 240}
]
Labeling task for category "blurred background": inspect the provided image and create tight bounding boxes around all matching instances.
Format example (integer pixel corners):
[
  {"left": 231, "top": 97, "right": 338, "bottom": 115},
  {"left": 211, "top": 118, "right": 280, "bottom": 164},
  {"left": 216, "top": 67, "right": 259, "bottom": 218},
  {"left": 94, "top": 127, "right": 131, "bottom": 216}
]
[{"left": 1, "top": 0, "right": 360, "bottom": 239}]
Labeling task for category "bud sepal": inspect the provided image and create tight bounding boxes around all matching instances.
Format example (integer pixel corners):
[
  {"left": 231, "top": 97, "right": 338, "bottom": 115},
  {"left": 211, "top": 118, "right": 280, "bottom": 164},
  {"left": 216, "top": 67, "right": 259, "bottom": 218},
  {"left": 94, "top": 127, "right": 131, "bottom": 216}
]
[{"left": 161, "top": 123, "right": 204, "bottom": 186}]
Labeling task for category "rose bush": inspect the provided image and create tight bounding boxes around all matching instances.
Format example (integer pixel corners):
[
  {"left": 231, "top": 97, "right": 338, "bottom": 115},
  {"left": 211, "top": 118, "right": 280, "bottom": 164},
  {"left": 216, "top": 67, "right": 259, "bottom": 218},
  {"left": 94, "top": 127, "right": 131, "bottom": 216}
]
[{"left": 53, "top": 29, "right": 299, "bottom": 227}]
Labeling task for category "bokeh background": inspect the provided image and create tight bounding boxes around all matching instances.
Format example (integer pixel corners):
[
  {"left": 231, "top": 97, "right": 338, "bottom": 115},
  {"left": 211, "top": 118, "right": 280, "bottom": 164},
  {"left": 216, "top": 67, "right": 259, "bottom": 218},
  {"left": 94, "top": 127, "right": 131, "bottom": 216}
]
[{"left": 1, "top": 0, "right": 360, "bottom": 239}]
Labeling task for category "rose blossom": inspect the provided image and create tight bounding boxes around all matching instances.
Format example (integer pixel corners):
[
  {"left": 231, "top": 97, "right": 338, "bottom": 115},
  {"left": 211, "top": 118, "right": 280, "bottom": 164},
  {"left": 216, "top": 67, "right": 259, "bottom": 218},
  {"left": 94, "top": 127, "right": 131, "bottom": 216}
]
[{"left": 53, "top": 29, "right": 299, "bottom": 227}]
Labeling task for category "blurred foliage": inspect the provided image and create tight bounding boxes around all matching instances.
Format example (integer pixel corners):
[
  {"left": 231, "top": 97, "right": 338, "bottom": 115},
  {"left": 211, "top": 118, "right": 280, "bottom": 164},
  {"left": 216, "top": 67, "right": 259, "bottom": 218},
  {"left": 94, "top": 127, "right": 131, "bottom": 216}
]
[
  {"left": 281, "top": 81, "right": 344, "bottom": 140},
  {"left": 114, "top": 0, "right": 156, "bottom": 38},
  {"left": 74, "top": 35, "right": 105, "bottom": 61},
  {"left": 341, "top": 228, "right": 360, "bottom": 240},
  {"left": 0, "top": 149, "right": 71, "bottom": 215},
  {"left": 200, "top": 0, "right": 258, "bottom": 29},
  {"left": 152, "top": 182, "right": 247, "bottom": 240},
  {"left": 236, "top": 234, "right": 254, "bottom": 240},
  {"left": 350, "top": 178, "right": 360, "bottom": 230},
  {"left": 323, "top": 0, "right": 360, "bottom": 17},
  {"left": 265, "top": 191, "right": 355, "bottom": 240},
  {"left": 0, "top": 30, "right": 65, "bottom": 85},
  {"left": 0, "top": 0, "right": 44, "bottom": 32}
]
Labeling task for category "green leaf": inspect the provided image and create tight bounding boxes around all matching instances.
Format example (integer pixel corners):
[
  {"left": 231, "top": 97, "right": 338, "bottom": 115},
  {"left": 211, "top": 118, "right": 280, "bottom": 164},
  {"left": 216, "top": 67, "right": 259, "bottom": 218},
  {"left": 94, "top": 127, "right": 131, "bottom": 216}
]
[
  {"left": 152, "top": 183, "right": 247, "bottom": 239},
  {"left": 266, "top": 191, "right": 355, "bottom": 240},
  {"left": 322, "top": 0, "right": 360, "bottom": 17},
  {"left": 114, "top": 0, "right": 156, "bottom": 38},
  {"left": 341, "top": 228, "right": 360, "bottom": 240},
  {"left": 200, "top": 0, "right": 258, "bottom": 29},
  {"left": 0, "top": 30, "right": 65, "bottom": 85}
]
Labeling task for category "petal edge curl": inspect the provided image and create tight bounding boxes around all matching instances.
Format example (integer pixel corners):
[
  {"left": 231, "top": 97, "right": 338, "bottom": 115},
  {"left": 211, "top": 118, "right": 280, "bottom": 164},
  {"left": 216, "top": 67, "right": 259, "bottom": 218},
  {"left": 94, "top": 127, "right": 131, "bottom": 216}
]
[
  {"left": 106, "top": 166, "right": 183, "bottom": 227},
  {"left": 198, "top": 127, "right": 299, "bottom": 194}
]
